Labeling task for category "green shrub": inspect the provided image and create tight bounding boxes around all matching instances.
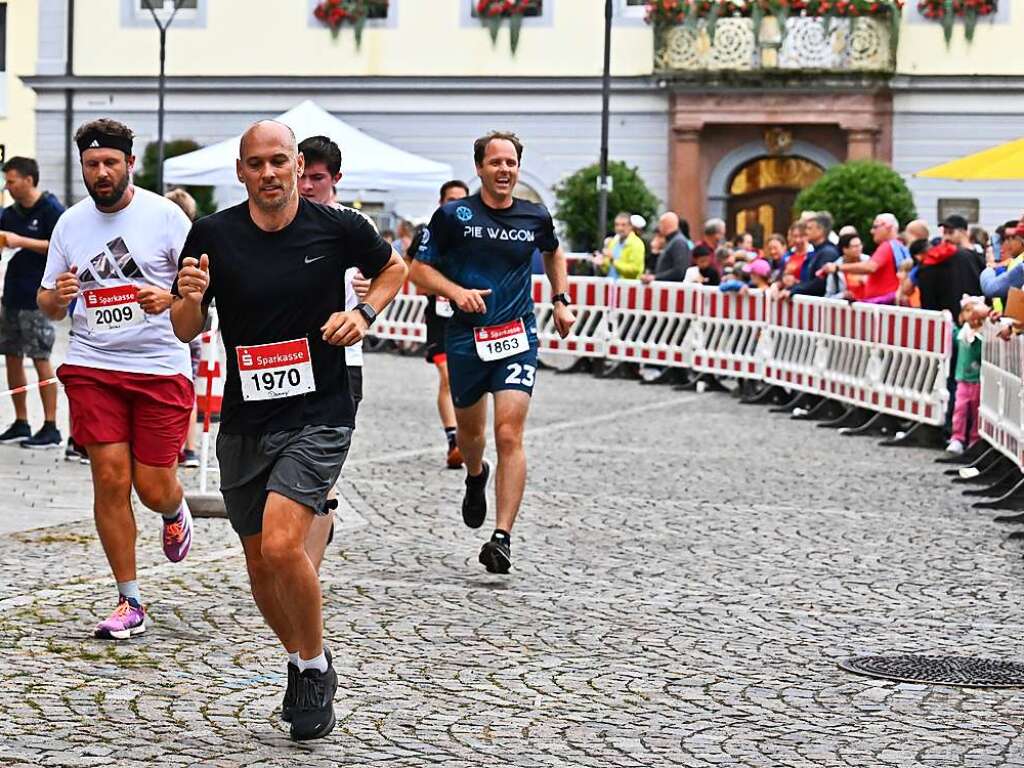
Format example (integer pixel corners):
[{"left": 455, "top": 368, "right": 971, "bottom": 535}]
[
  {"left": 553, "top": 161, "right": 659, "bottom": 253},
  {"left": 134, "top": 139, "right": 217, "bottom": 218},
  {"left": 795, "top": 160, "right": 916, "bottom": 252}
]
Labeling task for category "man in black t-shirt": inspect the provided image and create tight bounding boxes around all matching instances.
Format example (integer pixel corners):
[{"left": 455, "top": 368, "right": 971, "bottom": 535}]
[
  {"left": 170, "top": 121, "right": 405, "bottom": 742},
  {"left": 0, "top": 156, "right": 65, "bottom": 448}
]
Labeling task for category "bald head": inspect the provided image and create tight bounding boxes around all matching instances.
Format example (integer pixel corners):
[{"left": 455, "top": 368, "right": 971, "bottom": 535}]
[
  {"left": 236, "top": 119, "right": 303, "bottom": 215},
  {"left": 239, "top": 120, "right": 297, "bottom": 160},
  {"left": 905, "top": 218, "right": 929, "bottom": 243},
  {"left": 658, "top": 211, "right": 680, "bottom": 237}
]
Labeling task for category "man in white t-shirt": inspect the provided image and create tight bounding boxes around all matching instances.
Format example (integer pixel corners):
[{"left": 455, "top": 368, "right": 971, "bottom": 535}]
[
  {"left": 37, "top": 119, "right": 196, "bottom": 640},
  {"left": 296, "top": 135, "right": 372, "bottom": 570}
]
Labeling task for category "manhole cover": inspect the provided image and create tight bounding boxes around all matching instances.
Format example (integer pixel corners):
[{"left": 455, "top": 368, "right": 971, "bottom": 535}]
[{"left": 839, "top": 655, "right": 1024, "bottom": 688}]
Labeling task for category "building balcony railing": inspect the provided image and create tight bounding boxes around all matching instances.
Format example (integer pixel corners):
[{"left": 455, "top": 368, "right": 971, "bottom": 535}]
[{"left": 655, "top": 16, "right": 896, "bottom": 75}]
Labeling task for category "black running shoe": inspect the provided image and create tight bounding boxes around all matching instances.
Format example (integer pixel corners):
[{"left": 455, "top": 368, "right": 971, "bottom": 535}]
[
  {"left": 289, "top": 662, "right": 338, "bottom": 741},
  {"left": 21, "top": 423, "right": 62, "bottom": 450},
  {"left": 281, "top": 661, "right": 300, "bottom": 723},
  {"left": 0, "top": 420, "right": 30, "bottom": 445},
  {"left": 479, "top": 531, "right": 512, "bottom": 574},
  {"left": 282, "top": 649, "right": 332, "bottom": 723},
  {"left": 462, "top": 460, "right": 490, "bottom": 529},
  {"left": 64, "top": 437, "right": 87, "bottom": 462}
]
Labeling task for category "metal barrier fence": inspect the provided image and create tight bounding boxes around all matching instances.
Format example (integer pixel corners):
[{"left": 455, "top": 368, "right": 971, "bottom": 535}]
[
  {"left": 364, "top": 275, "right": 955, "bottom": 428},
  {"left": 763, "top": 296, "right": 952, "bottom": 426},
  {"left": 979, "top": 323, "right": 1024, "bottom": 468}
]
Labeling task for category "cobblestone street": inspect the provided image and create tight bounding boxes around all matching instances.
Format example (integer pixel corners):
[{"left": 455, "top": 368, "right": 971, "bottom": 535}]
[{"left": 0, "top": 348, "right": 1022, "bottom": 767}]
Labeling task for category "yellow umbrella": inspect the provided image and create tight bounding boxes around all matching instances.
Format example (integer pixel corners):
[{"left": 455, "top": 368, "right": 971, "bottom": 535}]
[{"left": 916, "top": 137, "right": 1024, "bottom": 180}]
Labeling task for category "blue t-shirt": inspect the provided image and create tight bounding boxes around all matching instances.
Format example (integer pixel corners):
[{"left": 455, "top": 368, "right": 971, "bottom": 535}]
[
  {"left": 416, "top": 193, "right": 558, "bottom": 355},
  {"left": 1, "top": 192, "right": 65, "bottom": 310}
]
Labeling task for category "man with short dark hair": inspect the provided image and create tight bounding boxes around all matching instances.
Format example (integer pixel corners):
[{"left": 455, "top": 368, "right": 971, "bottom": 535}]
[
  {"left": 918, "top": 215, "right": 982, "bottom": 317},
  {"left": 38, "top": 119, "right": 196, "bottom": 640},
  {"left": 410, "top": 130, "right": 574, "bottom": 574},
  {"left": 784, "top": 212, "right": 837, "bottom": 298},
  {"left": 0, "top": 157, "right": 65, "bottom": 447},
  {"left": 407, "top": 179, "right": 470, "bottom": 468},
  {"left": 297, "top": 134, "right": 371, "bottom": 421},
  {"left": 171, "top": 120, "right": 406, "bottom": 741}
]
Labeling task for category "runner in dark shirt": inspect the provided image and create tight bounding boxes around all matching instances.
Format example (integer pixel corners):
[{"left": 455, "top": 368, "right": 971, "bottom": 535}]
[
  {"left": 410, "top": 131, "right": 574, "bottom": 575},
  {"left": 170, "top": 120, "right": 406, "bottom": 742}
]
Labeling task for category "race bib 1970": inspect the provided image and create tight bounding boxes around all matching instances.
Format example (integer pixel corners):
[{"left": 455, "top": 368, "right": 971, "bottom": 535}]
[
  {"left": 83, "top": 285, "right": 144, "bottom": 334},
  {"left": 473, "top": 318, "right": 528, "bottom": 362},
  {"left": 236, "top": 338, "right": 316, "bottom": 402}
]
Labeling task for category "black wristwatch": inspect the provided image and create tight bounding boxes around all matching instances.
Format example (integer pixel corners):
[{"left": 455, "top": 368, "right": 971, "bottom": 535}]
[
  {"left": 552, "top": 292, "right": 570, "bottom": 307},
  {"left": 355, "top": 302, "right": 377, "bottom": 325}
]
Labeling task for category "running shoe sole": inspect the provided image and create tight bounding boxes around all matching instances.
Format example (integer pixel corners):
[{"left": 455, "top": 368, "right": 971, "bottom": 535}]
[
  {"left": 0, "top": 435, "right": 31, "bottom": 445},
  {"left": 478, "top": 541, "right": 511, "bottom": 574},
  {"left": 291, "top": 710, "right": 336, "bottom": 741},
  {"left": 21, "top": 442, "right": 63, "bottom": 450},
  {"left": 95, "top": 618, "right": 147, "bottom": 640}
]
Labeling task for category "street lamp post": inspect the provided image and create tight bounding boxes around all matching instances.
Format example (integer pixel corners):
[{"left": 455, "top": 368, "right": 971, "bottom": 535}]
[
  {"left": 144, "top": 0, "right": 186, "bottom": 191},
  {"left": 597, "top": 0, "right": 613, "bottom": 249}
]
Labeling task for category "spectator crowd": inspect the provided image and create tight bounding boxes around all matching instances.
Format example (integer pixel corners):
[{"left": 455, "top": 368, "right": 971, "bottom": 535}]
[{"left": 587, "top": 204, "right": 1024, "bottom": 458}]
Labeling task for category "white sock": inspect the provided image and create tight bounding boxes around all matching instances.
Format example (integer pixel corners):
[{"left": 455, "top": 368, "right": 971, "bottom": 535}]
[
  {"left": 288, "top": 651, "right": 299, "bottom": 667},
  {"left": 298, "top": 651, "right": 328, "bottom": 674},
  {"left": 162, "top": 497, "right": 188, "bottom": 523}
]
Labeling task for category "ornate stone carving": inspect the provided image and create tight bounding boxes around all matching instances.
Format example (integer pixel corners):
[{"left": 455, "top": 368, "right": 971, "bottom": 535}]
[
  {"left": 657, "top": 19, "right": 755, "bottom": 71},
  {"left": 656, "top": 16, "right": 893, "bottom": 73}
]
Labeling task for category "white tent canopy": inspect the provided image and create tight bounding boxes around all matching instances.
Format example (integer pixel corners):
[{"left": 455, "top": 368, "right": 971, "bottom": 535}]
[{"left": 162, "top": 100, "right": 453, "bottom": 194}]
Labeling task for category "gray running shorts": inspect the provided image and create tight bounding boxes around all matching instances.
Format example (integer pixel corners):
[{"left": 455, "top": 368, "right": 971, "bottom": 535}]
[{"left": 216, "top": 424, "right": 352, "bottom": 538}]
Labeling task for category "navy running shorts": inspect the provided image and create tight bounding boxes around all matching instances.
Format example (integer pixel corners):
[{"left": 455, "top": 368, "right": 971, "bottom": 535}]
[{"left": 446, "top": 342, "right": 538, "bottom": 409}]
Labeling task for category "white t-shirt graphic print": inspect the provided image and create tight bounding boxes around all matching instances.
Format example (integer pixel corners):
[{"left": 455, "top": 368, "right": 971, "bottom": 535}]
[{"left": 41, "top": 187, "right": 193, "bottom": 379}]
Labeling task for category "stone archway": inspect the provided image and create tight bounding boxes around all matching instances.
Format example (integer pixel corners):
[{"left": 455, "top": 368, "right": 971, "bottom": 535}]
[
  {"left": 667, "top": 89, "right": 893, "bottom": 231},
  {"left": 706, "top": 140, "right": 840, "bottom": 225}
]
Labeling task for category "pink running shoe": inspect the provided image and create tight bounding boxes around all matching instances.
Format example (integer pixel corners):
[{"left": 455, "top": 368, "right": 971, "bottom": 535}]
[
  {"left": 162, "top": 504, "right": 193, "bottom": 563},
  {"left": 94, "top": 596, "right": 146, "bottom": 640}
]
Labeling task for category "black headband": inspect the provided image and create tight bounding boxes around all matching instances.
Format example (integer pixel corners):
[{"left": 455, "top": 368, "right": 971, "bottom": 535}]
[{"left": 76, "top": 130, "right": 133, "bottom": 157}]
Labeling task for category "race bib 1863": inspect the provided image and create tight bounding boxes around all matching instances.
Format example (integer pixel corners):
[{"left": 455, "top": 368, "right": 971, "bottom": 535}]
[
  {"left": 473, "top": 318, "right": 528, "bottom": 362},
  {"left": 236, "top": 338, "right": 316, "bottom": 402},
  {"left": 83, "top": 285, "right": 144, "bottom": 334}
]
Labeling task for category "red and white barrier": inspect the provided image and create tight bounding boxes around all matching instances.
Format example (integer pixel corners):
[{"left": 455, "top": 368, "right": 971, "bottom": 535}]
[
  {"left": 979, "top": 323, "right": 1024, "bottom": 467},
  {"left": 532, "top": 275, "right": 610, "bottom": 358},
  {"left": 605, "top": 280, "right": 697, "bottom": 367},
  {"left": 687, "top": 286, "right": 766, "bottom": 380},
  {"left": 197, "top": 308, "right": 222, "bottom": 494},
  {"left": 763, "top": 296, "right": 952, "bottom": 426},
  {"left": 372, "top": 274, "right": 956, "bottom": 429},
  {"left": 370, "top": 281, "right": 427, "bottom": 343}
]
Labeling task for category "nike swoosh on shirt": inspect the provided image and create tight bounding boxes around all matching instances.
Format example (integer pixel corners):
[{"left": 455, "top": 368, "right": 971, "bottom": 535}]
[{"left": 305, "top": 254, "right": 329, "bottom": 264}]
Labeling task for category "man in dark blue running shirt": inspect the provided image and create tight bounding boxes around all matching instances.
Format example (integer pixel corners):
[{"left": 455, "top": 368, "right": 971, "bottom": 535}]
[{"left": 410, "top": 131, "right": 574, "bottom": 574}]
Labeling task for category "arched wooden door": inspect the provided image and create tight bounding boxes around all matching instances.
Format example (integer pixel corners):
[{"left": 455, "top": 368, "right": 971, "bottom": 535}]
[{"left": 726, "top": 157, "right": 824, "bottom": 246}]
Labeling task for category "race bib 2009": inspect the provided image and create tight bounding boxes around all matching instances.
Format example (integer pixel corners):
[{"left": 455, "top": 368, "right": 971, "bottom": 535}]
[
  {"left": 236, "top": 338, "right": 316, "bottom": 402},
  {"left": 474, "top": 318, "right": 528, "bottom": 362},
  {"left": 83, "top": 286, "right": 144, "bottom": 333}
]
